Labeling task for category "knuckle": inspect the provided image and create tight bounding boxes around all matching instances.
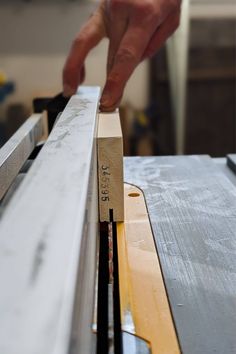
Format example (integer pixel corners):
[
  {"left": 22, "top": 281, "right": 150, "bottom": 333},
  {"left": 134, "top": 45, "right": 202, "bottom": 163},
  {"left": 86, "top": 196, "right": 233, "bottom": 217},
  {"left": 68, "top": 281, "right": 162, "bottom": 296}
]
[
  {"left": 110, "top": 0, "right": 125, "bottom": 12},
  {"left": 135, "top": 1, "right": 156, "bottom": 19},
  {"left": 132, "top": 1, "right": 160, "bottom": 27},
  {"left": 71, "top": 15, "right": 97, "bottom": 48},
  {"left": 142, "top": 0, "right": 156, "bottom": 14},
  {"left": 116, "top": 47, "right": 138, "bottom": 64},
  {"left": 107, "top": 72, "right": 121, "bottom": 86},
  {"left": 73, "top": 31, "right": 87, "bottom": 48}
]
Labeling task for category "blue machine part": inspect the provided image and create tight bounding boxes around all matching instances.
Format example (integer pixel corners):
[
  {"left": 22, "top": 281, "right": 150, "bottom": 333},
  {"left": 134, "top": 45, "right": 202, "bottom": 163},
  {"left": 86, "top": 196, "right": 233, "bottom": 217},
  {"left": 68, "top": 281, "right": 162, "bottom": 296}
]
[{"left": 0, "top": 82, "right": 15, "bottom": 104}]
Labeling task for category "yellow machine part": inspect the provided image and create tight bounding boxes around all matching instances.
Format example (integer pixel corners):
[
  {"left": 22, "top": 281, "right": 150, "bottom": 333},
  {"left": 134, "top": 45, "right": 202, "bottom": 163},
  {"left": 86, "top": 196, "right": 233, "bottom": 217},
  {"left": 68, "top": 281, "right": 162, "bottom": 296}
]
[
  {"left": 0, "top": 70, "right": 7, "bottom": 85},
  {"left": 117, "top": 183, "right": 180, "bottom": 354}
]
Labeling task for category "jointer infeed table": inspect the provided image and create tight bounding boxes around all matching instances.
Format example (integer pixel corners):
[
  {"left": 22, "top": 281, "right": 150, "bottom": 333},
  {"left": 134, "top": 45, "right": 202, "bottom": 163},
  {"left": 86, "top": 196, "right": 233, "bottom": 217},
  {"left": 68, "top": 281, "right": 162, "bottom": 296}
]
[{"left": 0, "top": 87, "right": 236, "bottom": 354}]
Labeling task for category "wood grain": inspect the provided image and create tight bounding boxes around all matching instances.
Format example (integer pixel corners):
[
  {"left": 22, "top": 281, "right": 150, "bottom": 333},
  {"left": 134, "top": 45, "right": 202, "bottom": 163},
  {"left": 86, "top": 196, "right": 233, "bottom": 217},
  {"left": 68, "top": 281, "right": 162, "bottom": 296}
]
[
  {"left": 97, "top": 111, "right": 124, "bottom": 221},
  {"left": 124, "top": 155, "right": 236, "bottom": 354},
  {"left": 0, "top": 114, "right": 44, "bottom": 201}
]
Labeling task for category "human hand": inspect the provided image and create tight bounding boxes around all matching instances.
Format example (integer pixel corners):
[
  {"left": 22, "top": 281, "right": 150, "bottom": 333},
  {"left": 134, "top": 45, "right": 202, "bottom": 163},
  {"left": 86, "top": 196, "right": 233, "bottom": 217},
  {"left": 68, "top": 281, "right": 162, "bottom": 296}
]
[{"left": 63, "top": 0, "right": 181, "bottom": 111}]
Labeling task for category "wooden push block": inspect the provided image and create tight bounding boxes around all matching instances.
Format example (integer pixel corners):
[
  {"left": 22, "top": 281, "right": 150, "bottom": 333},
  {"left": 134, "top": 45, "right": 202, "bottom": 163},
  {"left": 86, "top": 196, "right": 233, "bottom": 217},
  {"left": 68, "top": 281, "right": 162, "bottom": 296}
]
[{"left": 97, "top": 111, "right": 124, "bottom": 222}]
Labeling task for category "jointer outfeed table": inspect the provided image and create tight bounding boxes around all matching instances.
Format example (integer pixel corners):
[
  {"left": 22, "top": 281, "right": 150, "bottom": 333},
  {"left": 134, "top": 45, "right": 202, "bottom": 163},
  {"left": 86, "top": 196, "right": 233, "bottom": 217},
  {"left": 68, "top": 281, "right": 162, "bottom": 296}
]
[{"left": 0, "top": 87, "right": 236, "bottom": 354}]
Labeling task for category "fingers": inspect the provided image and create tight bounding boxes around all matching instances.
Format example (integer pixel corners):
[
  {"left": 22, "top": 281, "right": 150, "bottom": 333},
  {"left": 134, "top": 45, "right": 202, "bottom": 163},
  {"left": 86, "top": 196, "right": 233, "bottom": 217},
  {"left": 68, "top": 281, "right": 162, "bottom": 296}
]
[
  {"left": 142, "top": 10, "right": 180, "bottom": 60},
  {"left": 80, "top": 65, "right": 86, "bottom": 84},
  {"left": 63, "top": 9, "right": 106, "bottom": 97},
  {"left": 100, "top": 0, "right": 180, "bottom": 111},
  {"left": 106, "top": 0, "right": 129, "bottom": 74},
  {"left": 107, "top": 13, "right": 128, "bottom": 74},
  {"left": 63, "top": 0, "right": 181, "bottom": 109},
  {"left": 100, "top": 25, "right": 151, "bottom": 111}
]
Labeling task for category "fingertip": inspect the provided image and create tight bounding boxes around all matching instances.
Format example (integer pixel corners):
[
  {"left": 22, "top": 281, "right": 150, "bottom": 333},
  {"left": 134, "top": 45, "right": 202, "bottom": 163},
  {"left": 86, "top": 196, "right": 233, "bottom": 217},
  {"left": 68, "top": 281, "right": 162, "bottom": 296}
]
[
  {"left": 63, "top": 84, "right": 76, "bottom": 98},
  {"left": 79, "top": 65, "right": 86, "bottom": 84},
  {"left": 62, "top": 65, "right": 77, "bottom": 97},
  {"left": 101, "top": 75, "right": 121, "bottom": 106},
  {"left": 100, "top": 92, "right": 111, "bottom": 106},
  {"left": 99, "top": 103, "right": 116, "bottom": 113},
  {"left": 100, "top": 93, "right": 122, "bottom": 112}
]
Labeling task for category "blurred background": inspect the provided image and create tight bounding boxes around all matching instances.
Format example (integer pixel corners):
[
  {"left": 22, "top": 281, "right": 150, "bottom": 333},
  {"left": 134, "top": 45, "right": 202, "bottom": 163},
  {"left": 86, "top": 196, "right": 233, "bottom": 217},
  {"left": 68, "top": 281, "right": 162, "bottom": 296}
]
[{"left": 0, "top": 0, "right": 235, "bottom": 156}]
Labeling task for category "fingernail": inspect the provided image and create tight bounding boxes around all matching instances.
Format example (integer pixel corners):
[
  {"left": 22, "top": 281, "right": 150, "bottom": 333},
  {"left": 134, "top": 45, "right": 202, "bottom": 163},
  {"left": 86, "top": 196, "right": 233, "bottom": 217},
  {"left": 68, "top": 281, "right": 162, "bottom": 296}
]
[{"left": 100, "top": 95, "right": 111, "bottom": 107}]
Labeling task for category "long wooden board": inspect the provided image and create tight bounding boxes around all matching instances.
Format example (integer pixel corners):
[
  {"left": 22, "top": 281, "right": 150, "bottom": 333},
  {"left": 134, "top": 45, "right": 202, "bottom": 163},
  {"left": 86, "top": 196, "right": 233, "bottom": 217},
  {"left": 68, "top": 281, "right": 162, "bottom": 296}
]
[
  {"left": 0, "top": 87, "right": 100, "bottom": 354},
  {"left": 97, "top": 111, "right": 124, "bottom": 221},
  {"left": 0, "top": 114, "right": 44, "bottom": 201},
  {"left": 124, "top": 155, "right": 236, "bottom": 354}
]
